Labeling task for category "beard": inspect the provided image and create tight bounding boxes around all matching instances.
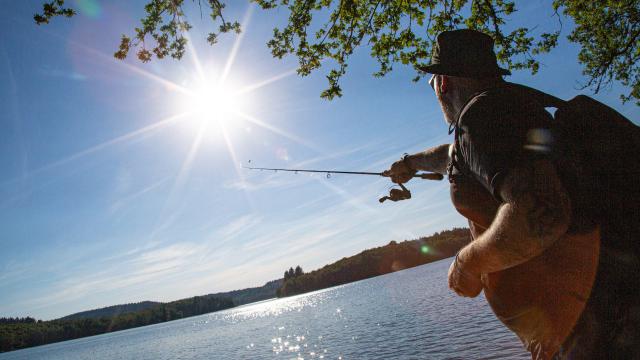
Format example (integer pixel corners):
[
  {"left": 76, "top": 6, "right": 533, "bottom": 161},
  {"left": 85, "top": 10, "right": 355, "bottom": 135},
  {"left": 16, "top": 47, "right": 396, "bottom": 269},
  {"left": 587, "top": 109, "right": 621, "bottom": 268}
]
[{"left": 436, "top": 91, "right": 458, "bottom": 125}]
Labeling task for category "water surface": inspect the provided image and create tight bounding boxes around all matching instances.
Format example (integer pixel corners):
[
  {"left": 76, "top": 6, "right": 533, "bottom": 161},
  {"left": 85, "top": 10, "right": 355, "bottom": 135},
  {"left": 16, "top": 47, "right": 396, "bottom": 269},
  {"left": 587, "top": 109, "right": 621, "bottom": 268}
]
[{"left": 1, "top": 258, "right": 529, "bottom": 359}]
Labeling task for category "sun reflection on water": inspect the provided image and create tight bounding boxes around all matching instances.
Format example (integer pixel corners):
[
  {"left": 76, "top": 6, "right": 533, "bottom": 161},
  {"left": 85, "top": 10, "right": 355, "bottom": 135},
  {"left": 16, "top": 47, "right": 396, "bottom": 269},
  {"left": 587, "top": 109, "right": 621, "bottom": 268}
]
[
  {"left": 221, "top": 288, "right": 347, "bottom": 359},
  {"left": 223, "top": 288, "right": 336, "bottom": 322}
]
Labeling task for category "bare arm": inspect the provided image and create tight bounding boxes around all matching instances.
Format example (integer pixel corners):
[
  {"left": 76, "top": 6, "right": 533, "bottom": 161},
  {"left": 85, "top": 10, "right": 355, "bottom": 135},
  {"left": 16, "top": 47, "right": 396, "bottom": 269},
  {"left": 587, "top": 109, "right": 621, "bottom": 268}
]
[
  {"left": 384, "top": 144, "right": 451, "bottom": 183},
  {"left": 406, "top": 143, "right": 452, "bottom": 174},
  {"left": 457, "top": 160, "right": 571, "bottom": 274}
]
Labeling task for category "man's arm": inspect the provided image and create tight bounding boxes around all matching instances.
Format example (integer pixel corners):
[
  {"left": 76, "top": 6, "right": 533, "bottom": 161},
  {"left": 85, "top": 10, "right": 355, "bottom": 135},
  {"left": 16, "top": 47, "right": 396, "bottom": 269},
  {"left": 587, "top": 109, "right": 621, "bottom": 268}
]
[
  {"left": 384, "top": 144, "right": 451, "bottom": 183},
  {"left": 406, "top": 143, "right": 452, "bottom": 174},
  {"left": 456, "top": 159, "right": 571, "bottom": 276}
]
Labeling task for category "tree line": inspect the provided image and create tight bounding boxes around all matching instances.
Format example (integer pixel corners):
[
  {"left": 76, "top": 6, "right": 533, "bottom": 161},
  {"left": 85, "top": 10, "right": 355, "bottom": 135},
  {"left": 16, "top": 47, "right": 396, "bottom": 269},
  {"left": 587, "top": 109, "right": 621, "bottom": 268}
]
[
  {"left": 0, "top": 318, "right": 38, "bottom": 325},
  {"left": 277, "top": 228, "right": 470, "bottom": 297},
  {"left": 283, "top": 265, "right": 304, "bottom": 281},
  {"left": 0, "top": 296, "right": 234, "bottom": 353}
]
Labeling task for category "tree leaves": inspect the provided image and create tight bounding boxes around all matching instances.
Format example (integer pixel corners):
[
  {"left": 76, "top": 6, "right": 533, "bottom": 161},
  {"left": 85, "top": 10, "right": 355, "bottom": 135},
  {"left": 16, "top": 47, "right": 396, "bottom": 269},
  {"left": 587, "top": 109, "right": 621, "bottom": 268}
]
[
  {"left": 34, "top": 0, "right": 640, "bottom": 104},
  {"left": 259, "top": 0, "right": 563, "bottom": 99},
  {"left": 554, "top": 0, "right": 640, "bottom": 105},
  {"left": 36, "top": 0, "right": 240, "bottom": 62},
  {"left": 34, "top": 0, "right": 75, "bottom": 25}
]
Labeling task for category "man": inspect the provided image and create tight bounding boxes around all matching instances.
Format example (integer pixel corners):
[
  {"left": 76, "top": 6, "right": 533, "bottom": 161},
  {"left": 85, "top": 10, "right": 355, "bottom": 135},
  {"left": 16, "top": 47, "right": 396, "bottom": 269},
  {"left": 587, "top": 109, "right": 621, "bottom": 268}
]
[{"left": 385, "top": 29, "right": 639, "bottom": 359}]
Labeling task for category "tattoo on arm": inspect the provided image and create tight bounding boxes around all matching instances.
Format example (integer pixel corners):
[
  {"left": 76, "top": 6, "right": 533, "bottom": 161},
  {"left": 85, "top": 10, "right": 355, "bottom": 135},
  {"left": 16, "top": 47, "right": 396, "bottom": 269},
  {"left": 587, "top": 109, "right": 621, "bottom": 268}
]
[
  {"left": 475, "top": 160, "right": 572, "bottom": 270},
  {"left": 500, "top": 161, "right": 571, "bottom": 239}
]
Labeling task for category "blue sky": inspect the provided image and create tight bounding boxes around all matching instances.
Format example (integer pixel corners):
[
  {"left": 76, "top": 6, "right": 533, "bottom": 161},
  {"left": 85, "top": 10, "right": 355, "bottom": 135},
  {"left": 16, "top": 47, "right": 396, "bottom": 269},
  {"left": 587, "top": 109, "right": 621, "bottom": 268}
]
[{"left": 0, "top": 1, "right": 637, "bottom": 320}]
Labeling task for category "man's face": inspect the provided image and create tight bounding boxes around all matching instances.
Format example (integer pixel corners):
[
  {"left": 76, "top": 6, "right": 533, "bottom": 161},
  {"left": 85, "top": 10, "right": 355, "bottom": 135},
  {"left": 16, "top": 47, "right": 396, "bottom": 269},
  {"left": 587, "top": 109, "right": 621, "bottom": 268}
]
[{"left": 429, "top": 74, "right": 457, "bottom": 125}]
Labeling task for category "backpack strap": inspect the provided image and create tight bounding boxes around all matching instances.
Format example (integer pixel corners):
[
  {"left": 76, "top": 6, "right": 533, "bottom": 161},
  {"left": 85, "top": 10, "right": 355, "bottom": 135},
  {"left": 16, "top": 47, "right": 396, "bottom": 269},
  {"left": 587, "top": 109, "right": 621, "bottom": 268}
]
[
  {"left": 447, "top": 89, "right": 485, "bottom": 180},
  {"left": 447, "top": 82, "right": 566, "bottom": 181}
]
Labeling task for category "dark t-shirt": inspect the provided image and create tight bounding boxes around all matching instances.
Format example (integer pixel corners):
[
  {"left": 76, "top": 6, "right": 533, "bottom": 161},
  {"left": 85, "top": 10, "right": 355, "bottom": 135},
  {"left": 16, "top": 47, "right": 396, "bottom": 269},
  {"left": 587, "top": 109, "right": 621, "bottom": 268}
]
[{"left": 452, "top": 85, "right": 554, "bottom": 199}]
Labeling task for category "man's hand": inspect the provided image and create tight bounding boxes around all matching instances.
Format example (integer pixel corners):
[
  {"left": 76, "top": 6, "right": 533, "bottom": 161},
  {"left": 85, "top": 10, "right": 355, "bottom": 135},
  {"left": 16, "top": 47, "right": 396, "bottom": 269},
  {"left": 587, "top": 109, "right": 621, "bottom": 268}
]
[
  {"left": 448, "top": 251, "right": 483, "bottom": 297},
  {"left": 383, "top": 145, "right": 451, "bottom": 183},
  {"left": 383, "top": 156, "right": 417, "bottom": 184}
]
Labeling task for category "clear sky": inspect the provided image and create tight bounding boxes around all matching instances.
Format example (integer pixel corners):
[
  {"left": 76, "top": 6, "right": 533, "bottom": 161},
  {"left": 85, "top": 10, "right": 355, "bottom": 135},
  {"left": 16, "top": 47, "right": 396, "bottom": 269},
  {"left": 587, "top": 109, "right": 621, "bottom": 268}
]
[{"left": 1, "top": 1, "right": 638, "bottom": 320}]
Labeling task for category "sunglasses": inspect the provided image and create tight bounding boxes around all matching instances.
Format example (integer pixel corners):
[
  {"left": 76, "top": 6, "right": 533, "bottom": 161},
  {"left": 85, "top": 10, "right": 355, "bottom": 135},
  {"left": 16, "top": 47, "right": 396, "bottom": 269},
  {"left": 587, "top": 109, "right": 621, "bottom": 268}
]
[{"left": 428, "top": 74, "right": 437, "bottom": 91}]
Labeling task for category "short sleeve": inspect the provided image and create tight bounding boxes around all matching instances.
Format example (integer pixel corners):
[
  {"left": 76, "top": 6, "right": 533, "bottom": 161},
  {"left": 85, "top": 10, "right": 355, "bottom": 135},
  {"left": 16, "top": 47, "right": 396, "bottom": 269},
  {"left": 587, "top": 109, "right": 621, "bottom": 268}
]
[{"left": 457, "top": 89, "right": 554, "bottom": 200}]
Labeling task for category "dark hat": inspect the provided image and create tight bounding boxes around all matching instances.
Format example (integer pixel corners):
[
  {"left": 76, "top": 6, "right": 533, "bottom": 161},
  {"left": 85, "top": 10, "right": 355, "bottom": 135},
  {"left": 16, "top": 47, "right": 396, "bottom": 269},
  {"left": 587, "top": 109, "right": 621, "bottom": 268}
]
[{"left": 419, "top": 29, "right": 511, "bottom": 78}]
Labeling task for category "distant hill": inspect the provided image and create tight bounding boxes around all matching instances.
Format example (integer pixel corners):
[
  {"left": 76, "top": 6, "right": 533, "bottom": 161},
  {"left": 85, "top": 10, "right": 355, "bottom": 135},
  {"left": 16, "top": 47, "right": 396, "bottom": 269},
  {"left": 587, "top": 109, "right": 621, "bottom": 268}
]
[
  {"left": 0, "top": 296, "right": 234, "bottom": 353},
  {"left": 60, "top": 301, "right": 160, "bottom": 320},
  {"left": 205, "top": 279, "right": 283, "bottom": 306},
  {"left": 277, "top": 228, "right": 470, "bottom": 297},
  {"left": 1, "top": 280, "right": 287, "bottom": 352},
  {"left": 59, "top": 279, "right": 283, "bottom": 322}
]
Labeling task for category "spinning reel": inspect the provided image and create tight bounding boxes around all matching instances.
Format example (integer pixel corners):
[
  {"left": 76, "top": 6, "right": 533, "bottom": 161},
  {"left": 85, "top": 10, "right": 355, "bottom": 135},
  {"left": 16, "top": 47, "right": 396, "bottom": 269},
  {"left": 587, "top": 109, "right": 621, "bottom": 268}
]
[{"left": 379, "top": 183, "right": 412, "bottom": 203}]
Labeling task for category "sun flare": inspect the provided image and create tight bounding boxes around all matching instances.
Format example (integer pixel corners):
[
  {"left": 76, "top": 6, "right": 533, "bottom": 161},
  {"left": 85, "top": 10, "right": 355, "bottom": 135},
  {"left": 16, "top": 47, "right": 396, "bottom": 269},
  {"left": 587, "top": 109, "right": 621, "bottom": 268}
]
[
  {"left": 191, "top": 86, "right": 236, "bottom": 124},
  {"left": 179, "top": 77, "right": 247, "bottom": 134}
]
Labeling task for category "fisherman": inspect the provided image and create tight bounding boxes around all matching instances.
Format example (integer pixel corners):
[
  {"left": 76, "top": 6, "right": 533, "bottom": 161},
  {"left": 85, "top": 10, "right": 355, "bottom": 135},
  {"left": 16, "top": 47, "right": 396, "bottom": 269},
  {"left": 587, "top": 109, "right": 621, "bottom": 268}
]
[{"left": 384, "top": 29, "right": 640, "bottom": 359}]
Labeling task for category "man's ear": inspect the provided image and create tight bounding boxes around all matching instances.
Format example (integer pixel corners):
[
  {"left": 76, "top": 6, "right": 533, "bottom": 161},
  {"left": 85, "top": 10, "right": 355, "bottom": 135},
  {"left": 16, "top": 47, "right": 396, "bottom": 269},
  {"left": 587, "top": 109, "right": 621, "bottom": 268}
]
[{"left": 439, "top": 75, "right": 449, "bottom": 94}]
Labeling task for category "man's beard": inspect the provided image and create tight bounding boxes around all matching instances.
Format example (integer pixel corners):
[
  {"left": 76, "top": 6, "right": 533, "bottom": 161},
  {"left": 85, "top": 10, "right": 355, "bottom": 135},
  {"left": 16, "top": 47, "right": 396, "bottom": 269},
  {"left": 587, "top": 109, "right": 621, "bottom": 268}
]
[{"left": 437, "top": 91, "right": 458, "bottom": 125}]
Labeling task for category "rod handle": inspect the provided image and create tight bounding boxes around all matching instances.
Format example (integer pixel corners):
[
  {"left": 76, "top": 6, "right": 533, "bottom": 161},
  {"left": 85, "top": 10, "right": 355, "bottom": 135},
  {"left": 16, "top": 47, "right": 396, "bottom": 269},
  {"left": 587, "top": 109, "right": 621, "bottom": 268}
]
[{"left": 414, "top": 172, "right": 444, "bottom": 181}]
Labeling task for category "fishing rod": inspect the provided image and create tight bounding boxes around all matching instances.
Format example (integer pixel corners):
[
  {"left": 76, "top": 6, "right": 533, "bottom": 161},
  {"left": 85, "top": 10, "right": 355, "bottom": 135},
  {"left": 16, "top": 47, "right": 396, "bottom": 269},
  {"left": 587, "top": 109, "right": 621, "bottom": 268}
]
[
  {"left": 243, "top": 165, "right": 442, "bottom": 180},
  {"left": 243, "top": 164, "right": 444, "bottom": 203}
]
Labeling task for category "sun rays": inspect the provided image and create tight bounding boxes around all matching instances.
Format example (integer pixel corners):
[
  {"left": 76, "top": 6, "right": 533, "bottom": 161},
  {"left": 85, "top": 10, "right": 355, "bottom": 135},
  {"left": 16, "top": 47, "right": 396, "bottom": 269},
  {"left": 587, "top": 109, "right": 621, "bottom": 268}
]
[
  {"left": 159, "top": 3, "right": 298, "bottom": 219},
  {"left": 14, "top": 2, "right": 389, "bottom": 254},
  {"left": 15, "top": 4, "right": 314, "bottom": 212},
  {"left": 1, "top": 5, "right": 408, "bottom": 275},
  {"left": 0, "top": 112, "right": 189, "bottom": 188},
  {"left": 83, "top": 3, "right": 312, "bottom": 237}
]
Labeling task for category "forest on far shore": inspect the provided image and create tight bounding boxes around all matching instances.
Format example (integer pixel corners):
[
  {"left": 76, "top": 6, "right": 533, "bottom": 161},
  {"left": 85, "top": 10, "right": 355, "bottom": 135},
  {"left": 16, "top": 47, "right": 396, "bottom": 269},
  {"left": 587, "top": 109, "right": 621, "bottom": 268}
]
[
  {"left": 0, "top": 296, "right": 234, "bottom": 353},
  {"left": 277, "top": 228, "right": 470, "bottom": 297}
]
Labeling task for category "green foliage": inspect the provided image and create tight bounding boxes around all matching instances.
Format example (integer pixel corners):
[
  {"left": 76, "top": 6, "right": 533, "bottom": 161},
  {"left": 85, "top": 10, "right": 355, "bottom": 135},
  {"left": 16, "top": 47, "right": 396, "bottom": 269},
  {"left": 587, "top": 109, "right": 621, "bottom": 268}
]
[
  {"left": 553, "top": 0, "right": 640, "bottom": 105},
  {"left": 277, "top": 228, "right": 470, "bottom": 297},
  {"left": 283, "top": 265, "right": 304, "bottom": 281},
  {"left": 255, "top": 0, "right": 559, "bottom": 99},
  {"left": 0, "top": 318, "right": 37, "bottom": 325},
  {"left": 0, "top": 296, "right": 234, "bottom": 353},
  {"left": 33, "top": 0, "right": 75, "bottom": 25},
  {"left": 111, "top": 0, "right": 240, "bottom": 62},
  {"left": 34, "top": 1, "right": 640, "bottom": 103}
]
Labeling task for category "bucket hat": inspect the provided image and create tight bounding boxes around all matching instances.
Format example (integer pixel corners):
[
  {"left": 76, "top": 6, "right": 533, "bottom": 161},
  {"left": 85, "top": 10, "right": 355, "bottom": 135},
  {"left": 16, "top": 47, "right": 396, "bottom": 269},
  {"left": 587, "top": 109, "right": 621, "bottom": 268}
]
[{"left": 419, "top": 29, "right": 511, "bottom": 78}]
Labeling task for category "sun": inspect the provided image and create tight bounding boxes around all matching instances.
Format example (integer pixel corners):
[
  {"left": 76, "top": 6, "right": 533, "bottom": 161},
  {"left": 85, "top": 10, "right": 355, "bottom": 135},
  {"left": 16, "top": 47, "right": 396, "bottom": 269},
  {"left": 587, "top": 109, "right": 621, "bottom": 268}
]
[{"left": 190, "top": 85, "right": 237, "bottom": 125}]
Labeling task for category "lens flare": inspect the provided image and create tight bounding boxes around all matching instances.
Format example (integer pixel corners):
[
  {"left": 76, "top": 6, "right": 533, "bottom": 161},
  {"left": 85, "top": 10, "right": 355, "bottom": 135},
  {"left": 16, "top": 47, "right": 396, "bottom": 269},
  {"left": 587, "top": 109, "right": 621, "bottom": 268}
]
[{"left": 74, "top": 0, "right": 102, "bottom": 18}]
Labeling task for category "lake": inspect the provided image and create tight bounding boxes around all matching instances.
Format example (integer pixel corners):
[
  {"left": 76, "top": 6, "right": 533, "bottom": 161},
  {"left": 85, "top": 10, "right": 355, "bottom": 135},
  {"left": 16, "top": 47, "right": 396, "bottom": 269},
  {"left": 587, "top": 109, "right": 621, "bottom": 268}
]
[{"left": 1, "top": 258, "right": 529, "bottom": 359}]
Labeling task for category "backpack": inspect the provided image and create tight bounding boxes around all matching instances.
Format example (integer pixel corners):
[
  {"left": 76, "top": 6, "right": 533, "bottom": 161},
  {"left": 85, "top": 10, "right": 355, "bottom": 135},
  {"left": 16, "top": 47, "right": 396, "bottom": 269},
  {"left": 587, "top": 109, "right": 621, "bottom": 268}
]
[{"left": 506, "top": 83, "right": 640, "bottom": 234}]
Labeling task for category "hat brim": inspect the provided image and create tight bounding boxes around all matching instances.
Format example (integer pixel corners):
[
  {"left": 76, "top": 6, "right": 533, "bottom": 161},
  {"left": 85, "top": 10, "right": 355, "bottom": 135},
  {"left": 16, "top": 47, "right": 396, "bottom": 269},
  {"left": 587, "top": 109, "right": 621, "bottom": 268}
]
[{"left": 417, "top": 63, "right": 511, "bottom": 77}]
